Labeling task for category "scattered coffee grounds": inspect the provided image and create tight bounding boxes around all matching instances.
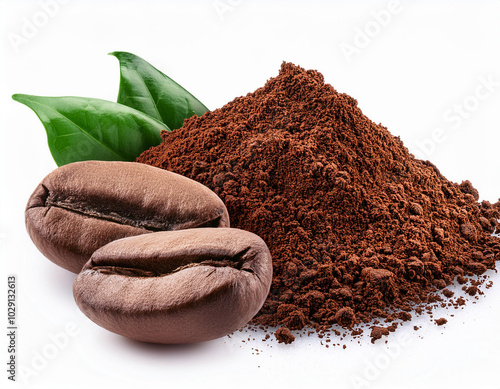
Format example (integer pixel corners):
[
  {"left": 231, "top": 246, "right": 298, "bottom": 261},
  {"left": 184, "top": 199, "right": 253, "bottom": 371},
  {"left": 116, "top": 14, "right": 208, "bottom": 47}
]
[
  {"left": 137, "top": 62, "right": 500, "bottom": 343},
  {"left": 335, "top": 307, "right": 356, "bottom": 328},
  {"left": 435, "top": 318, "right": 448, "bottom": 326},
  {"left": 275, "top": 327, "right": 295, "bottom": 344},
  {"left": 442, "top": 289, "right": 454, "bottom": 298},
  {"left": 370, "top": 326, "right": 390, "bottom": 344}
]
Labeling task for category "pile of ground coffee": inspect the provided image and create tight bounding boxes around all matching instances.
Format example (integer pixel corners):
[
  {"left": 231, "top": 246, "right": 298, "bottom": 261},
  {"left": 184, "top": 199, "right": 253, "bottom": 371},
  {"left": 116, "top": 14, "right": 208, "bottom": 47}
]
[{"left": 137, "top": 62, "right": 500, "bottom": 342}]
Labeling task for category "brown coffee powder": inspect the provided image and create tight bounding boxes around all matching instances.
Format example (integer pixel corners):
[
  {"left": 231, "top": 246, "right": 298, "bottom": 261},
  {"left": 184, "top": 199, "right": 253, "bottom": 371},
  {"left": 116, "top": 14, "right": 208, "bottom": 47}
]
[
  {"left": 137, "top": 62, "right": 500, "bottom": 343},
  {"left": 275, "top": 327, "right": 295, "bottom": 344}
]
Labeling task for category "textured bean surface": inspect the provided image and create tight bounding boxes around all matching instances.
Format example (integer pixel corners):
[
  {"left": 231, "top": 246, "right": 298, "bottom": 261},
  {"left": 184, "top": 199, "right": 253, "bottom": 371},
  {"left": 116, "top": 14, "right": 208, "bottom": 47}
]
[
  {"left": 73, "top": 228, "right": 273, "bottom": 344},
  {"left": 25, "top": 161, "right": 229, "bottom": 273}
]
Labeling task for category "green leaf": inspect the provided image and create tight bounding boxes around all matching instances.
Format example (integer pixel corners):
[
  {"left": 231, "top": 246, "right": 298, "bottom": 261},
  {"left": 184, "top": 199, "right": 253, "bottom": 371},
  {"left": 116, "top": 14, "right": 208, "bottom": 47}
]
[
  {"left": 12, "top": 94, "right": 167, "bottom": 166},
  {"left": 110, "top": 51, "right": 209, "bottom": 130}
]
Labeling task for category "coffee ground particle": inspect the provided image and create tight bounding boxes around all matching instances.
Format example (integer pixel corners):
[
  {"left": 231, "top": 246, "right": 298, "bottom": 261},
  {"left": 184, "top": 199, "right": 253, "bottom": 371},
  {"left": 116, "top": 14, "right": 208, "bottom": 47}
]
[
  {"left": 435, "top": 318, "right": 448, "bottom": 326},
  {"left": 442, "top": 289, "right": 454, "bottom": 298},
  {"left": 370, "top": 326, "right": 390, "bottom": 343},
  {"left": 335, "top": 307, "right": 356, "bottom": 328},
  {"left": 137, "top": 62, "right": 500, "bottom": 344},
  {"left": 275, "top": 327, "right": 295, "bottom": 344}
]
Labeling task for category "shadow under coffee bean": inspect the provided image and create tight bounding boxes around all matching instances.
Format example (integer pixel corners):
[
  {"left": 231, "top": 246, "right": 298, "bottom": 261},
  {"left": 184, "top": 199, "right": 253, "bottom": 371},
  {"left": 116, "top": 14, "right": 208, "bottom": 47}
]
[
  {"left": 73, "top": 228, "right": 273, "bottom": 344},
  {"left": 25, "top": 161, "right": 229, "bottom": 273}
]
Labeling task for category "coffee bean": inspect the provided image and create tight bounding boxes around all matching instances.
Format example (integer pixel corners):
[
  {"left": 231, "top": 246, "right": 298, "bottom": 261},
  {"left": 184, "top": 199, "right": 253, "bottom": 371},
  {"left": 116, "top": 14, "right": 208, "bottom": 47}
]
[
  {"left": 25, "top": 161, "right": 229, "bottom": 273},
  {"left": 73, "top": 228, "right": 272, "bottom": 344}
]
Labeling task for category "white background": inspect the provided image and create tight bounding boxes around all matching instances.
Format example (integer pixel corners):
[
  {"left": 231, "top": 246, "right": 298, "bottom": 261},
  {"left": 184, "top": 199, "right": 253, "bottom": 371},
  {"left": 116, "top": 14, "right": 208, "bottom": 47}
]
[{"left": 1, "top": 1, "right": 500, "bottom": 388}]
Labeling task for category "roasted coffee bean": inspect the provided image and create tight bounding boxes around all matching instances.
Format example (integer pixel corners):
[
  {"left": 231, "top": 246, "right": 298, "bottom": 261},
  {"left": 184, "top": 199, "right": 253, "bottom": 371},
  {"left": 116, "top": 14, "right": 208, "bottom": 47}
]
[
  {"left": 73, "top": 228, "right": 272, "bottom": 344},
  {"left": 25, "top": 161, "right": 229, "bottom": 273}
]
